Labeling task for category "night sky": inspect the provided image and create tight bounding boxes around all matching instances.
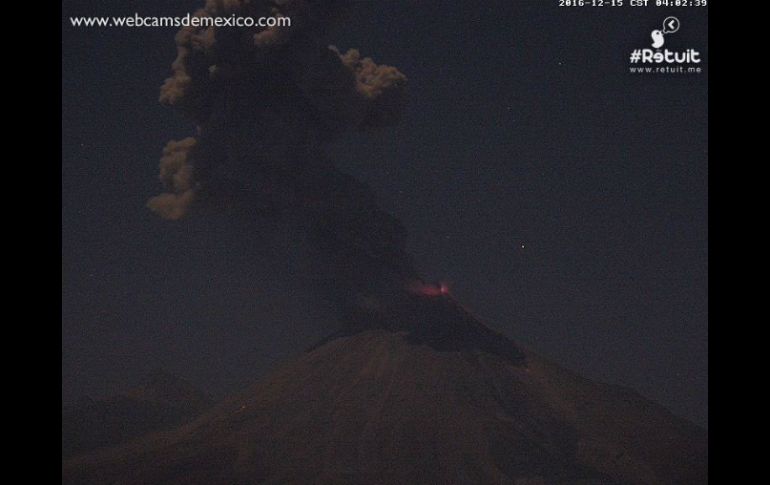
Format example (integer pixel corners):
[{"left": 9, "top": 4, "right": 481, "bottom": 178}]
[{"left": 62, "top": 0, "right": 708, "bottom": 426}]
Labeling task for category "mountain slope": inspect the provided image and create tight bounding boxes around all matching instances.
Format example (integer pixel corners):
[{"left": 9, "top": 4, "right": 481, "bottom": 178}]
[{"left": 63, "top": 309, "right": 706, "bottom": 484}]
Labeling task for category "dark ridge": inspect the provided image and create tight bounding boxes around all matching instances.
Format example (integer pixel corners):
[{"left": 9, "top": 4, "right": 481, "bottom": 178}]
[
  {"left": 304, "top": 327, "right": 353, "bottom": 353},
  {"left": 396, "top": 294, "right": 527, "bottom": 365},
  {"left": 307, "top": 293, "right": 526, "bottom": 365}
]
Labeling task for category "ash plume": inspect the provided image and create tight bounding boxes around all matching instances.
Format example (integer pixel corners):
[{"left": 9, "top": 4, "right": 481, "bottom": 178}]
[
  {"left": 148, "top": 0, "right": 418, "bottom": 322},
  {"left": 148, "top": 0, "right": 525, "bottom": 364}
]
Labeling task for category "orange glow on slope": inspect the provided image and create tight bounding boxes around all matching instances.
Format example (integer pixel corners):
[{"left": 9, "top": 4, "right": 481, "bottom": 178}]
[{"left": 407, "top": 280, "right": 451, "bottom": 297}]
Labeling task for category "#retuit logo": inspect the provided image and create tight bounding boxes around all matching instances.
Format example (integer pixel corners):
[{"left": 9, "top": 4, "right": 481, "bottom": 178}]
[{"left": 629, "top": 16, "right": 704, "bottom": 74}]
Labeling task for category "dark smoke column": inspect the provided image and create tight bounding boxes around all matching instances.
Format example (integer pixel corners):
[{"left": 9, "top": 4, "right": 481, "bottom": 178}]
[
  {"left": 148, "top": 0, "right": 526, "bottom": 363},
  {"left": 148, "top": 0, "right": 420, "bottom": 324}
]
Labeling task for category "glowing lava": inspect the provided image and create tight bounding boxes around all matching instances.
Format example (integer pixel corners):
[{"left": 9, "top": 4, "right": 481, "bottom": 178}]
[{"left": 408, "top": 280, "right": 451, "bottom": 297}]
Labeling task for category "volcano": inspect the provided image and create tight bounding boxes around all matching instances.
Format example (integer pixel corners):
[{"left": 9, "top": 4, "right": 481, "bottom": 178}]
[
  {"left": 62, "top": 295, "right": 707, "bottom": 484},
  {"left": 62, "top": 2, "right": 706, "bottom": 481}
]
